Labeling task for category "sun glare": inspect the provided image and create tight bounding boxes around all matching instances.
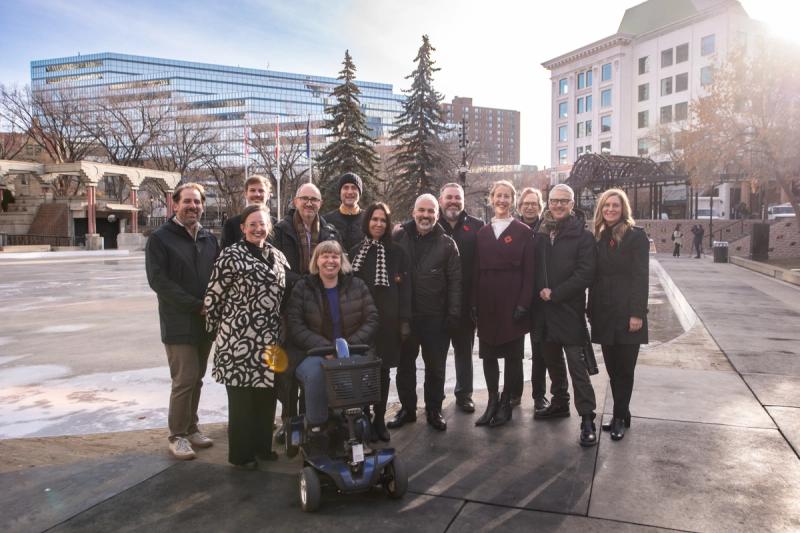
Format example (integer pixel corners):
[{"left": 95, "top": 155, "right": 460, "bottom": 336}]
[{"left": 743, "top": 1, "right": 800, "bottom": 44}]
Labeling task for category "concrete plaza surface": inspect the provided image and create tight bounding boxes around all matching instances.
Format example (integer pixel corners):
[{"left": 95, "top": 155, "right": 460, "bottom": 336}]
[{"left": 1, "top": 253, "right": 799, "bottom": 532}]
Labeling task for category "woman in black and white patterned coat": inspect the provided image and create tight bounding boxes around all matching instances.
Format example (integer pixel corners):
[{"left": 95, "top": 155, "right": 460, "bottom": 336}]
[{"left": 204, "top": 204, "right": 290, "bottom": 469}]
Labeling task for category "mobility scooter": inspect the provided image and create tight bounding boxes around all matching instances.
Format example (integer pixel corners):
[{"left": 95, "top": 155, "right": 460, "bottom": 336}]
[{"left": 286, "top": 339, "right": 408, "bottom": 512}]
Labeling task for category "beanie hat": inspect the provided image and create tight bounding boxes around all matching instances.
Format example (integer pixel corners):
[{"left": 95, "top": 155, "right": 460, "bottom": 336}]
[{"left": 338, "top": 172, "right": 363, "bottom": 195}]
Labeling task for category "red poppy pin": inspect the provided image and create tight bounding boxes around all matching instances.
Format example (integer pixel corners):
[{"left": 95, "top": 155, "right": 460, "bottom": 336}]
[
  {"left": 394, "top": 273, "right": 403, "bottom": 283},
  {"left": 610, "top": 239, "right": 617, "bottom": 249},
  {"left": 463, "top": 225, "right": 470, "bottom": 231},
  {"left": 504, "top": 235, "right": 513, "bottom": 244}
]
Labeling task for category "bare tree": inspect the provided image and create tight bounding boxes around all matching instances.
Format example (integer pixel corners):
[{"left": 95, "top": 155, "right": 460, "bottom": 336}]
[
  {"left": 0, "top": 84, "right": 94, "bottom": 163},
  {"left": 0, "top": 131, "right": 27, "bottom": 160},
  {"left": 249, "top": 121, "right": 311, "bottom": 216},
  {"left": 148, "top": 110, "right": 218, "bottom": 176},
  {"left": 682, "top": 40, "right": 800, "bottom": 219}
]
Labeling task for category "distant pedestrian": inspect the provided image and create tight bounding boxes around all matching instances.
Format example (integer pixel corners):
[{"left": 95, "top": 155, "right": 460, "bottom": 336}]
[
  {"left": 350, "top": 202, "right": 412, "bottom": 442},
  {"left": 473, "top": 181, "right": 535, "bottom": 428},
  {"left": 671, "top": 224, "right": 683, "bottom": 257},
  {"left": 532, "top": 184, "right": 598, "bottom": 447},
  {"left": 438, "top": 182, "right": 484, "bottom": 414},
  {"left": 691, "top": 224, "right": 704, "bottom": 258},
  {"left": 590, "top": 189, "right": 649, "bottom": 442},
  {"left": 324, "top": 172, "right": 365, "bottom": 253},
  {"left": 204, "top": 205, "right": 289, "bottom": 469},
  {"left": 220, "top": 175, "right": 273, "bottom": 249},
  {"left": 145, "top": 183, "right": 219, "bottom": 460}
]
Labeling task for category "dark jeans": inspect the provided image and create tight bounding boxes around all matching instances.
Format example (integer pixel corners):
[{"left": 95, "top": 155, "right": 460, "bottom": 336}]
[
  {"left": 602, "top": 344, "right": 640, "bottom": 418},
  {"left": 164, "top": 338, "right": 212, "bottom": 440},
  {"left": 693, "top": 240, "right": 703, "bottom": 257},
  {"left": 225, "top": 385, "right": 276, "bottom": 465},
  {"left": 541, "top": 342, "right": 596, "bottom": 416},
  {"left": 396, "top": 316, "right": 450, "bottom": 411},
  {"left": 449, "top": 321, "right": 475, "bottom": 399},
  {"left": 673, "top": 243, "right": 681, "bottom": 257}
]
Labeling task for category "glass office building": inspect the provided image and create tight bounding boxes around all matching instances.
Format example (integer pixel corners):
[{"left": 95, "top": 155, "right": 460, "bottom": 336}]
[{"left": 30, "top": 52, "right": 406, "bottom": 165}]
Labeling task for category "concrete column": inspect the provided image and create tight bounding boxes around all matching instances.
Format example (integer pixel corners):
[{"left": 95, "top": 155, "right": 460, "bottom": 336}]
[
  {"left": 130, "top": 186, "right": 139, "bottom": 233},
  {"left": 166, "top": 189, "right": 174, "bottom": 217},
  {"left": 86, "top": 184, "right": 97, "bottom": 234}
]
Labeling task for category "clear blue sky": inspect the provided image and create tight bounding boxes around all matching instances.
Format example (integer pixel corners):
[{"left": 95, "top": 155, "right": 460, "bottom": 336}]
[{"left": 0, "top": 0, "right": 789, "bottom": 166}]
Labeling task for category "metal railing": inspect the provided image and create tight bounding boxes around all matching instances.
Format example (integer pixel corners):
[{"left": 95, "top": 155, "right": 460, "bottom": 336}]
[
  {"left": 0, "top": 233, "right": 76, "bottom": 247},
  {"left": 713, "top": 219, "right": 745, "bottom": 242}
]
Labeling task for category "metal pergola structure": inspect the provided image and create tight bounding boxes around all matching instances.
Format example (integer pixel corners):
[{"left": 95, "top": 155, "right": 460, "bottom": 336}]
[{"left": 564, "top": 153, "right": 691, "bottom": 219}]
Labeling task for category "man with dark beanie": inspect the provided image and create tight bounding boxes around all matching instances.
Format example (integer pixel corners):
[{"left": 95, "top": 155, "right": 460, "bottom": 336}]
[{"left": 324, "top": 172, "right": 364, "bottom": 253}]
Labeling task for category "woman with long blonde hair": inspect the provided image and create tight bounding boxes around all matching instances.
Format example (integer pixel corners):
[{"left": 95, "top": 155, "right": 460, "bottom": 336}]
[{"left": 589, "top": 189, "right": 649, "bottom": 441}]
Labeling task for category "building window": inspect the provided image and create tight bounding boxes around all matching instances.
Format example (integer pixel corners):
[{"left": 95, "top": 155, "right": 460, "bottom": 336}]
[
  {"left": 600, "top": 141, "right": 611, "bottom": 154},
  {"left": 601, "top": 63, "right": 612, "bottom": 81},
  {"left": 577, "top": 122, "right": 585, "bottom": 138},
  {"left": 559, "top": 78, "right": 568, "bottom": 95},
  {"left": 558, "top": 125, "right": 568, "bottom": 142},
  {"left": 585, "top": 144, "right": 592, "bottom": 153},
  {"left": 558, "top": 148, "right": 568, "bottom": 165},
  {"left": 638, "top": 56, "right": 649, "bottom": 75},
  {"left": 637, "top": 138, "right": 649, "bottom": 156},
  {"left": 660, "top": 133, "right": 672, "bottom": 152},
  {"left": 586, "top": 119, "right": 592, "bottom": 135},
  {"left": 675, "top": 72, "right": 688, "bottom": 92},
  {"left": 661, "top": 77, "right": 673, "bottom": 96},
  {"left": 638, "top": 83, "right": 649, "bottom": 102},
  {"left": 576, "top": 146, "right": 584, "bottom": 159},
  {"left": 601, "top": 88, "right": 612, "bottom": 107},
  {"left": 558, "top": 101, "right": 568, "bottom": 118},
  {"left": 586, "top": 70, "right": 593, "bottom": 87},
  {"left": 586, "top": 94, "right": 593, "bottom": 112},
  {"left": 577, "top": 72, "right": 585, "bottom": 90},
  {"left": 601, "top": 115, "right": 612, "bottom": 132},
  {"left": 675, "top": 101, "right": 688, "bottom": 121},
  {"left": 638, "top": 110, "right": 649, "bottom": 129},
  {"left": 676, "top": 43, "right": 689, "bottom": 63},
  {"left": 660, "top": 105, "right": 673, "bottom": 123},
  {"left": 577, "top": 96, "right": 584, "bottom": 114},
  {"left": 701, "top": 34, "right": 716, "bottom": 56},
  {"left": 661, "top": 48, "right": 673, "bottom": 68},
  {"left": 701, "top": 66, "right": 713, "bottom": 86}
]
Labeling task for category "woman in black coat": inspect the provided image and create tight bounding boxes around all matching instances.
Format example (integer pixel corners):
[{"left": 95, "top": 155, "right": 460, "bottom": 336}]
[
  {"left": 589, "top": 188, "right": 649, "bottom": 441},
  {"left": 473, "top": 180, "right": 536, "bottom": 427},
  {"left": 349, "top": 202, "right": 412, "bottom": 442}
]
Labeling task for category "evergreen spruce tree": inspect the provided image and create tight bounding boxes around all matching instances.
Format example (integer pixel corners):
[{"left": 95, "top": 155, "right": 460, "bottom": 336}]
[
  {"left": 389, "top": 35, "right": 448, "bottom": 211},
  {"left": 315, "top": 50, "right": 380, "bottom": 205}
]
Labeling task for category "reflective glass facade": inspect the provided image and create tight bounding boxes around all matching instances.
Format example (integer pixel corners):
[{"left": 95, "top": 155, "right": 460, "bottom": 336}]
[{"left": 31, "top": 52, "right": 406, "bottom": 165}]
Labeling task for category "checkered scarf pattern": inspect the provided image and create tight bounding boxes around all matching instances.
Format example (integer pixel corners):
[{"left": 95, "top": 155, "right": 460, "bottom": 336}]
[{"left": 351, "top": 238, "right": 389, "bottom": 287}]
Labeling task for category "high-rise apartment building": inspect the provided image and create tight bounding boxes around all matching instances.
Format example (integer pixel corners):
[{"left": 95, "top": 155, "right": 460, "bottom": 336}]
[
  {"left": 442, "top": 97, "right": 520, "bottom": 165},
  {"left": 542, "top": 0, "right": 759, "bottom": 176}
]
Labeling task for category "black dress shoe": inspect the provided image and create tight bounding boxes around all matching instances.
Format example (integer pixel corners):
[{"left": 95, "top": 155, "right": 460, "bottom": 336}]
[
  {"left": 456, "top": 396, "right": 475, "bottom": 413},
  {"left": 534, "top": 402, "right": 570, "bottom": 420},
  {"left": 579, "top": 416, "right": 597, "bottom": 447},
  {"left": 602, "top": 412, "right": 631, "bottom": 431},
  {"left": 426, "top": 408, "right": 447, "bottom": 431},
  {"left": 610, "top": 417, "right": 626, "bottom": 441},
  {"left": 509, "top": 396, "right": 522, "bottom": 407},
  {"left": 386, "top": 408, "right": 416, "bottom": 429},
  {"left": 533, "top": 397, "right": 550, "bottom": 412}
]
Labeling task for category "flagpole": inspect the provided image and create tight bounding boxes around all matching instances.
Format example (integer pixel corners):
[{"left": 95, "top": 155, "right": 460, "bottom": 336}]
[
  {"left": 243, "top": 122, "right": 250, "bottom": 181},
  {"left": 306, "top": 115, "right": 313, "bottom": 184}
]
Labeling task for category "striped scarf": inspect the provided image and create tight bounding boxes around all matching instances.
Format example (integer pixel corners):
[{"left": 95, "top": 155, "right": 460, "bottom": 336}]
[{"left": 351, "top": 238, "right": 389, "bottom": 287}]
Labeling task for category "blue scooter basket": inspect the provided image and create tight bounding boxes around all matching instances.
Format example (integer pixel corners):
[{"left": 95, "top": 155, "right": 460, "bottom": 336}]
[{"left": 321, "top": 356, "right": 381, "bottom": 409}]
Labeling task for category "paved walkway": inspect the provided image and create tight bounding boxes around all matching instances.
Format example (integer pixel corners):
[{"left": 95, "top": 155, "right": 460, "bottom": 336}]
[{"left": 1, "top": 255, "right": 799, "bottom": 532}]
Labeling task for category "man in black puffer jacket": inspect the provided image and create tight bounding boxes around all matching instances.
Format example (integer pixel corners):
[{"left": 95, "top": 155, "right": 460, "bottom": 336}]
[
  {"left": 388, "top": 193, "right": 462, "bottom": 432},
  {"left": 532, "top": 184, "right": 598, "bottom": 448}
]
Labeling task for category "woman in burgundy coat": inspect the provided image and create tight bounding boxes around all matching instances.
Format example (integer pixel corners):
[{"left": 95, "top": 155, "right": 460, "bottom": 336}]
[{"left": 473, "top": 180, "right": 536, "bottom": 427}]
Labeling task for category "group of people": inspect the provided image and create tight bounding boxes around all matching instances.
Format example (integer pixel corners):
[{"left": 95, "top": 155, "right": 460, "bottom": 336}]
[
  {"left": 672, "top": 223, "right": 705, "bottom": 258},
  {"left": 145, "top": 171, "right": 650, "bottom": 468}
]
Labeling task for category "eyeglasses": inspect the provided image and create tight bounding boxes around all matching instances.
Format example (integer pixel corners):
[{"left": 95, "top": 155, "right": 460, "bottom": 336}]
[
  {"left": 548, "top": 198, "right": 572, "bottom": 206},
  {"left": 521, "top": 202, "right": 541, "bottom": 208},
  {"left": 296, "top": 196, "right": 321, "bottom": 204}
]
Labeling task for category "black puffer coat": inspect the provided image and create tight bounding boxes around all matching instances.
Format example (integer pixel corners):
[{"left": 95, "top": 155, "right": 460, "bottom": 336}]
[
  {"left": 533, "top": 213, "right": 596, "bottom": 346},
  {"left": 286, "top": 273, "right": 379, "bottom": 372},
  {"left": 145, "top": 217, "right": 219, "bottom": 345},
  {"left": 349, "top": 240, "right": 412, "bottom": 367},
  {"left": 325, "top": 209, "right": 364, "bottom": 253},
  {"left": 393, "top": 220, "right": 462, "bottom": 319},
  {"left": 589, "top": 226, "right": 649, "bottom": 345}
]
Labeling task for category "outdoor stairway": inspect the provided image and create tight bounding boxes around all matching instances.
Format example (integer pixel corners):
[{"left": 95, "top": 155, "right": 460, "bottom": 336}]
[
  {"left": 27, "top": 202, "right": 69, "bottom": 237},
  {"left": 0, "top": 195, "right": 43, "bottom": 235}
]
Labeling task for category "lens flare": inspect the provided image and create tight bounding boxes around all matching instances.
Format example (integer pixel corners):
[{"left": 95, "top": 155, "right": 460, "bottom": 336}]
[{"left": 263, "top": 345, "right": 288, "bottom": 373}]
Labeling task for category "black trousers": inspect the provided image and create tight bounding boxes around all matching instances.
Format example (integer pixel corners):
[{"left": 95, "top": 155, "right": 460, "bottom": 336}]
[
  {"left": 541, "top": 342, "right": 596, "bottom": 416},
  {"left": 225, "top": 385, "right": 276, "bottom": 465},
  {"left": 602, "top": 344, "right": 640, "bottom": 418},
  {"left": 693, "top": 240, "right": 703, "bottom": 257},
  {"left": 396, "top": 316, "right": 449, "bottom": 411},
  {"left": 528, "top": 334, "right": 553, "bottom": 401},
  {"left": 449, "top": 321, "right": 475, "bottom": 399}
]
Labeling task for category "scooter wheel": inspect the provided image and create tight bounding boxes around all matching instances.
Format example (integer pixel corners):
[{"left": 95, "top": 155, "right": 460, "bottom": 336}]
[
  {"left": 300, "top": 466, "right": 321, "bottom": 512},
  {"left": 384, "top": 456, "right": 408, "bottom": 499}
]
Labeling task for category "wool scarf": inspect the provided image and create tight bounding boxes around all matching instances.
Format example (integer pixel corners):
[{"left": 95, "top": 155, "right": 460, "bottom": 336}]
[{"left": 351, "top": 237, "right": 389, "bottom": 287}]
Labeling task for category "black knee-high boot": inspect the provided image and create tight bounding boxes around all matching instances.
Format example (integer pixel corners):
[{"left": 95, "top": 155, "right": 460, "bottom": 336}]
[
  {"left": 476, "top": 359, "right": 500, "bottom": 426},
  {"left": 372, "top": 367, "right": 391, "bottom": 442}
]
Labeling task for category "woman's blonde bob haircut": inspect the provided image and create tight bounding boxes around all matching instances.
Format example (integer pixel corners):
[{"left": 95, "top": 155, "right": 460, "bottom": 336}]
[
  {"left": 593, "top": 188, "right": 636, "bottom": 241},
  {"left": 489, "top": 179, "right": 517, "bottom": 206},
  {"left": 308, "top": 239, "right": 353, "bottom": 275}
]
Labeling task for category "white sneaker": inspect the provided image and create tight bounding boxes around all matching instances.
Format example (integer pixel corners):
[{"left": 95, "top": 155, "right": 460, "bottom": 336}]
[
  {"left": 187, "top": 431, "right": 214, "bottom": 449},
  {"left": 169, "top": 437, "right": 197, "bottom": 460}
]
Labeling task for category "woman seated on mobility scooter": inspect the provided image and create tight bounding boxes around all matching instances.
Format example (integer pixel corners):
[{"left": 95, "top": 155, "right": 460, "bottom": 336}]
[{"left": 286, "top": 240, "right": 379, "bottom": 455}]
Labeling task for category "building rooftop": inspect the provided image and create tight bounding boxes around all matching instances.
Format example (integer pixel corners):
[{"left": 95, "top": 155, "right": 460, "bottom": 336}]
[{"left": 617, "top": 0, "right": 746, "bottom": 36}]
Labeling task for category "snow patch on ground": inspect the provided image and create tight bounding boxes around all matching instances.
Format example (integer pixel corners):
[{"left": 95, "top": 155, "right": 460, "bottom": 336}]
[{"left": 35, "top": 324, "right": 94, "bottom": 334}]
